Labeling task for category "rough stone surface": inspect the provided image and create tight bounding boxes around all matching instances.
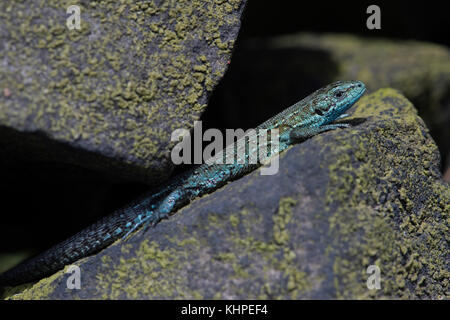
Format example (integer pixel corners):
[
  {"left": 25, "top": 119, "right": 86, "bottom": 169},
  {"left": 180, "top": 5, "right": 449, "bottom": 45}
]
[
  {"left": 0, "top": 0, "right": 246, "bottom": 183},
  {"left": 7, "top": 89, "right": 449, "bottom": 299}
]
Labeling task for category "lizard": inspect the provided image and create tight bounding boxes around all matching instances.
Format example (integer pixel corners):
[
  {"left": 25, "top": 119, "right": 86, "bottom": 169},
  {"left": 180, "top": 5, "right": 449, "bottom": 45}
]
[{"left": 0, "top": 80, "right": 365, "bottom": 287}]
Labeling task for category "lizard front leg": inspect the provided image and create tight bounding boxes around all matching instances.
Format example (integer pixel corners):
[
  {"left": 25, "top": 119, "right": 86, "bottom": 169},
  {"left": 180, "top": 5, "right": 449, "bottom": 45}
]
[{"left": 288, "top": 123, "right": 350, "bottom": 143}]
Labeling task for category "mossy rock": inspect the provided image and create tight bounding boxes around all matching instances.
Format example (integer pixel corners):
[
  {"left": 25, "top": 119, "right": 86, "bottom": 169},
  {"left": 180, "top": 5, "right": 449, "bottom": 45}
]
[
  {"left": 0, "top": 0, "right": 246, "bottom": 184},
  {"left": 7, "top": 88, "right": 448, "bottom": 299}
]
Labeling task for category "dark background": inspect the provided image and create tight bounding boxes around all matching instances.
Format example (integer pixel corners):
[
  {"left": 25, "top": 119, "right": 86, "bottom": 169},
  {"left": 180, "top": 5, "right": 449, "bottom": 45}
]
[
  {"left": 239, "top": 1, "right": 448, "bottom": 46},
  {"left": 0, "top": 1, "right": 448, "bottom": 270}
]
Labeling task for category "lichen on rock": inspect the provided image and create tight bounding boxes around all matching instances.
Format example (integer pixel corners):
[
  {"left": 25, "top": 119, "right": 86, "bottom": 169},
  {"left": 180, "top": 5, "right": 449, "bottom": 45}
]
[
  {"left": 0, "top": 0, "right": 246, "bottom": 183},
  {"left": 10, "top": 88, "right": 448, "bottom": 299}
]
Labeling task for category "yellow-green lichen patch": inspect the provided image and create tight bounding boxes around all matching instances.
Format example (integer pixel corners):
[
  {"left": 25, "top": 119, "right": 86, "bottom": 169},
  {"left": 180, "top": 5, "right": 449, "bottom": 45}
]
[
  {"left": 207, "top": 197, "right": 313, "bottom": 299},
  {"left": 323, "top": 89, "right": 449, "bottom": 299},
  {"left": 0, "top": 0, "right": 245, "bottom": 183},
  {"left": 94, "top": 238, "right": 203, "bottom": 299},
  {"left": 78, "top": 195, "right": 315, "bottom": 299},
  {"left": 6, "top": 266, "right": 67, "bottom": 300}
]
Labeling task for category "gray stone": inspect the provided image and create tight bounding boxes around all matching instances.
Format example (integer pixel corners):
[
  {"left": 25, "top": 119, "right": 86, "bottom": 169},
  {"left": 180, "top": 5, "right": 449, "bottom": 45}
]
[{"left": 0, "top": 0, "right": 246, "bottom": 184}]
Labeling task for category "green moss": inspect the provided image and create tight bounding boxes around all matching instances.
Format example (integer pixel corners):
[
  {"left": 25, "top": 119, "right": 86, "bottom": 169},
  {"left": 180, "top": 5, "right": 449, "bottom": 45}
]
[
  {"left": 70, "top": 196, "right": 314, "bottom": 299},
  {"left": 6, "top": 267, "right": 66, "bottom": 300},
  {"left": 229, "top": 213, "right": 240, "bottom": 228},
  {"left": 210, "top": 198, "right": 313, "bottom": 299},
  {"left": 324, "top": 89, "right": 449, "bottom": 299},
  {"left": 0, "top": 0, "right": 245, "bottom": 183},
  {"left": 273, "top": 198, "right": 296, "bottom": 245},
  {"left": 94, "top": 238, "right": 204, "bottom": 299}
]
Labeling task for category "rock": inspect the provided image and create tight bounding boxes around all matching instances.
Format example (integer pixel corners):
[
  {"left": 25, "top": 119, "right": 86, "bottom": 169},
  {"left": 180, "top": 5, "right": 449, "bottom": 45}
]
[
  {"left": 9, "top": 89, "right": 448, "bottom": 299},
  {"left": 0, "top": 0, "right": 246, "bottom": 184},
  {"left": 208, "top": 33, "right": 450, "bottom": 172}
]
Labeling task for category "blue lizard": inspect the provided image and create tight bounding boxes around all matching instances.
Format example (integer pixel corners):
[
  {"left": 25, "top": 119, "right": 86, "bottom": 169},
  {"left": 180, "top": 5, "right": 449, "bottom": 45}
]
[{"left": 0, "top": 80, "right": 365, "bottom": 286}]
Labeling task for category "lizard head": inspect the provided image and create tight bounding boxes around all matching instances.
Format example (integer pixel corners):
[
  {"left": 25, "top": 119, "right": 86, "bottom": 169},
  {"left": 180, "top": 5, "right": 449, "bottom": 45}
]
[{"left": 310, "top": 80, "right": 366, "bottom": 126}]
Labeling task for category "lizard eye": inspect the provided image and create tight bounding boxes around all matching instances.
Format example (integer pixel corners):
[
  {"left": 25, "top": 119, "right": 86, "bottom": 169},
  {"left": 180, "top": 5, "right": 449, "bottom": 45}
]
[
  {"left": 334, "top": 91, "right": 344, "bottom": 98},
  {"left": 315, "top": 109, "right": 324, "bottom": 116}
]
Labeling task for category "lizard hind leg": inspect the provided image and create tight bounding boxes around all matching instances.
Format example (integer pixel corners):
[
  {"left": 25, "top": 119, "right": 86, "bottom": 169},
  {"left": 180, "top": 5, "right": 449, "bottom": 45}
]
[
  {"left": 122, "top": 189, "right": 184, "bottom": 239},
  {"left": 121, "top": 210, "right": 155, "bottom": 240}
]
